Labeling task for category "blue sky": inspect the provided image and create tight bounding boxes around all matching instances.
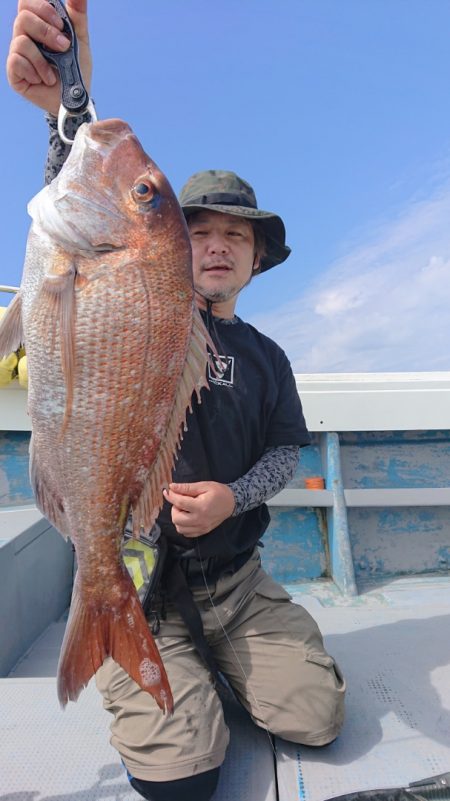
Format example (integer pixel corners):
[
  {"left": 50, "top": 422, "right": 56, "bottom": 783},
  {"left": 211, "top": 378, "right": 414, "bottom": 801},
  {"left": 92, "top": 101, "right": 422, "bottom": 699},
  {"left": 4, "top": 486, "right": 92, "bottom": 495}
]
[{"left": 1, "top": 0, "right": 450, "bottom": 372}]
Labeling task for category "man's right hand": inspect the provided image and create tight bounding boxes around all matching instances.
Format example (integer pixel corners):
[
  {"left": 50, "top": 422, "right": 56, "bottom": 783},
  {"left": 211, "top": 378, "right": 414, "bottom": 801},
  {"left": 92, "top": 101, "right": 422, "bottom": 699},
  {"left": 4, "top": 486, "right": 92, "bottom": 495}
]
[{"left": 7, "top": 0, "right": 92, "bottom": 117}]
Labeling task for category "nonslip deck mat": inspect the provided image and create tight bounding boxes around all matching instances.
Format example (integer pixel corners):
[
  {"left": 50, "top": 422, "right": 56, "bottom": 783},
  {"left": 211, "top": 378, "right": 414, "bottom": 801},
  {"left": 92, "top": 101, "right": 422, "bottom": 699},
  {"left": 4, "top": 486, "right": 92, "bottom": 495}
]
[
  {"left": 276, "top": 589, "right": 450, "bottom": 801},
  {"left": 0, "top": 678, "right": 276, "bottom": 800},
  {"left": 2, "top": 581, "right": 450, "bottom": 801}
]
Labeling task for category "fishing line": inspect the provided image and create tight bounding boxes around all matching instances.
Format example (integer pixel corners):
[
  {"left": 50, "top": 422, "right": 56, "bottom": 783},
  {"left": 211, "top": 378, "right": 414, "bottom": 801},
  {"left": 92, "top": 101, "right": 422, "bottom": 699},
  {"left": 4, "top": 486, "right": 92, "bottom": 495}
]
[
  {"left": 195, "top": 548, "right": 295, "bottom": 801},
  {"left": 195, "top": 540, "right": 278, "bottom": 761}
]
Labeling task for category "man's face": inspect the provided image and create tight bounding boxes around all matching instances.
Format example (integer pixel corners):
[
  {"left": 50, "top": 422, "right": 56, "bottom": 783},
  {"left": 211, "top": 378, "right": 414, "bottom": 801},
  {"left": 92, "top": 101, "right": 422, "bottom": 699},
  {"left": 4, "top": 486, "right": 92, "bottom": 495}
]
[{"left": 188, "top": 210, "right": 259, "bottom": 306}]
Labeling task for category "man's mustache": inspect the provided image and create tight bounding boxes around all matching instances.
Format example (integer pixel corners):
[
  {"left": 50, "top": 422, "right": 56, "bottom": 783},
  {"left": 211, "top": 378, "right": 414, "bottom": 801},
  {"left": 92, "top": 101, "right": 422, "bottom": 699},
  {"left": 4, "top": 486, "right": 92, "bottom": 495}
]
[{"left": 200, "top": 259, "right": 234, "bottom": 270}]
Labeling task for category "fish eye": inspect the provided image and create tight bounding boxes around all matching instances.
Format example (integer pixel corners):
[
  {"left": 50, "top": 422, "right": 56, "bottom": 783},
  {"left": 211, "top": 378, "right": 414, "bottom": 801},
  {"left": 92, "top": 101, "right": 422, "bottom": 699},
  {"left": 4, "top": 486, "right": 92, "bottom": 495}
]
[{"left": 131, "top": 181, "right": 155, "bottom": 203}]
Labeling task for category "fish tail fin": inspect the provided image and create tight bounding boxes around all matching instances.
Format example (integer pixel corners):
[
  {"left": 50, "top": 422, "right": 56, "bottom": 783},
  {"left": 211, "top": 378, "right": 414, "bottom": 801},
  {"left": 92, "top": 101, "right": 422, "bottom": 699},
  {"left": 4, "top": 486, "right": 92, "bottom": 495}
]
[
  {"left": 0, "top": 292, "right": 24, "bottom": 357},
  {"left": 57, "top": 572, "right": 173, "bottom": 714}
]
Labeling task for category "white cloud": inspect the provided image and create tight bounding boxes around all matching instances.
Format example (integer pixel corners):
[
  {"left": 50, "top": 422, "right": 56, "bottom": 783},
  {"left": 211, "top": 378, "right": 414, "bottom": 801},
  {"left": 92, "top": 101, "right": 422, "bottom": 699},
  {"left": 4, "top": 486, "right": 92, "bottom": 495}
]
[{"left": 249, "top": 182, "right": 450, "bottom": 372}]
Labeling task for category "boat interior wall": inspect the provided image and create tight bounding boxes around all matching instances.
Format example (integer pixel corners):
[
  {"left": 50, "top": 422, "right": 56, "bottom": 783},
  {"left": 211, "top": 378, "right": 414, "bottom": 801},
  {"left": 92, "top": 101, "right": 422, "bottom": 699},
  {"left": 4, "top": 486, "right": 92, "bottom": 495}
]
[
  {"left": 0, "top": 517, "right": 73, "bottom": 677},
  {"left": 255, "top": 429, "right": 450, "bottom": 591},
  {"left": 2, "top": 426, "right": 449, "bottom": 612}
]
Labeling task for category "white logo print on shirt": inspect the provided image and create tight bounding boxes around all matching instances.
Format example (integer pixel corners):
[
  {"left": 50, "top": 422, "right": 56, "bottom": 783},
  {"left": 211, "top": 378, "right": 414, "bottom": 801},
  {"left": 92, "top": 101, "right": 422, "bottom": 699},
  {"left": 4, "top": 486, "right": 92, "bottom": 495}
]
[{"left": 208, "top": 354, "right": 235, "bottom": 387}]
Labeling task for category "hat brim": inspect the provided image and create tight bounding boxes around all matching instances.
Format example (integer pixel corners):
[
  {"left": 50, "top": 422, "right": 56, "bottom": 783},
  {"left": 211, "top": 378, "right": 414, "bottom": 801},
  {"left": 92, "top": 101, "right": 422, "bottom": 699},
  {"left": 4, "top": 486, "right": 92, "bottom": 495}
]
[{"left": 181, "top": 203, "right": 291, "bottom": 273}]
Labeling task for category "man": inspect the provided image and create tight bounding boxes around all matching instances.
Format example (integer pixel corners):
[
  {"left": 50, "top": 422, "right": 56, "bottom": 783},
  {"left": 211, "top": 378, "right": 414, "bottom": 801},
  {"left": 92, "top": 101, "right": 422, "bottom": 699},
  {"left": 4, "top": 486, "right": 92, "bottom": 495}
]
[{"left": 7, "top": 4, "right": 345, "bottom": 800}]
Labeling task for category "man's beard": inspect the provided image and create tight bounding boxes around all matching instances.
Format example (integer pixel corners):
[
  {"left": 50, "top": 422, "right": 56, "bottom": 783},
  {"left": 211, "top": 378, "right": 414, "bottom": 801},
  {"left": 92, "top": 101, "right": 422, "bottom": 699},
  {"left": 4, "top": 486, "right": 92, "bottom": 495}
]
[
  {"left": 194, "top": 267, "right": 254, "bottom": 304},
  {"left": 195, "top": 284, "right": 239, "bottom": 303}
]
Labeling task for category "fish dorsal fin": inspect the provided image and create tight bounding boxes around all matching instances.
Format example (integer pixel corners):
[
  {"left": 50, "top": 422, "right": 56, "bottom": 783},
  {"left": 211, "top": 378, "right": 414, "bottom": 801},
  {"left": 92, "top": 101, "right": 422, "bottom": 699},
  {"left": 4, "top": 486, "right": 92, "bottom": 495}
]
[
  {"left": 40, "top": 268, "right": 77, "bottom": 436},
  {"left": 0, "top": 292, "right": 24, "bottom": 357},
  {"left": 132, "top": 305, "right": 214, "bottom": 536}
]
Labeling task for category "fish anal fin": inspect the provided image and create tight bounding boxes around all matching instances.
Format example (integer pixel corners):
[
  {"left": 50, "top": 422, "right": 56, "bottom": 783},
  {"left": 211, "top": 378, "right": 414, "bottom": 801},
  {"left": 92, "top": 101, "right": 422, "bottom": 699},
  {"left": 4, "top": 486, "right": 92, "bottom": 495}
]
[
  {"left": 29, "top": 434, "right": 67, "bottom": 537},
  {"left": 57, "top": 572, "right": 173, "bottom": 713},
  {"left": 40, "top": 268, "right": 76, "bottom": 435},
  {"left": 0, "top": 292, "right": 24, "bottom": 358},
  {"left": 132, "top": 305, "right": 213, "bottom": 534}
]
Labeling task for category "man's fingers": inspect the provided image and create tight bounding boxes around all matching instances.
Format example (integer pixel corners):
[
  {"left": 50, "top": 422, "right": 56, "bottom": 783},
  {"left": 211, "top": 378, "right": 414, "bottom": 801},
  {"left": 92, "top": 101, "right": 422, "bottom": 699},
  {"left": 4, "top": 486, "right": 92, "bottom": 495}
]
[
  {"left": 66, "top": 0, "right": 89, "bottom": 42},
  {"left": 170, "top": 506, "right": 198, "bottom": 535},
  {"left": 66, "top": 0, "right": 88, "bottom": 17},
  {"left": 8, "top": 36, "right": 57, "bottom": 87},
  {"left": 171, "top": 512, "right": 205, "bottom": 537},
  {"left": 18, "top": 0, "right": 64, "bottom": 31},
  {"left": 14, "top": 9, "right": 70, "bottom": 51},
  {"left": 7, "top": 0, "right": 80, "bottom": 113},
  {"left": 168, "top": 482, "right": 206, "bottom": 497},
  {"left": 172, "top": 510, "right": 193, "bottom": 525},
  {"left": 174, "top": 527, "right": 201, "bottom": 538},
  {"left": 163, "top": 488, "right": 195, "bottom": 512},
  {"left": 7, "top": 52, "right": 40, "bottom": 88}
]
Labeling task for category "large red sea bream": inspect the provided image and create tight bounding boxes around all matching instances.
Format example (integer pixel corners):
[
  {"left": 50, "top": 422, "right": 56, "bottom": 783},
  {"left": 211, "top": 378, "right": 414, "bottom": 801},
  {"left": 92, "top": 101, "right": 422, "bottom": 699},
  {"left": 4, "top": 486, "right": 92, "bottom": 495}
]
[{"left": 0, "top": 118, "right": 213, "bottom": 712}]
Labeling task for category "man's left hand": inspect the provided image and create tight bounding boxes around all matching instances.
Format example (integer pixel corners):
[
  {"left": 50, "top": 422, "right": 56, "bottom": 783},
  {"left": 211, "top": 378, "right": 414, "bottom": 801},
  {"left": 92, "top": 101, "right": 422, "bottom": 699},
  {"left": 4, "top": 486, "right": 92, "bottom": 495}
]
[{"left": 163, "top": 481, "right": 235, "bottom": 537}]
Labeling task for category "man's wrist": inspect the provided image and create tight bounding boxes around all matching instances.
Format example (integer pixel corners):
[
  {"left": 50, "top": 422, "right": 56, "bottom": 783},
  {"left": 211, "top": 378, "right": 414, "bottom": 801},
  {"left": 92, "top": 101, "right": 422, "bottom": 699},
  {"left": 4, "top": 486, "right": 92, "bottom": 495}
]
[
  {"left": 227, "top": 482, "right": 242, "bottom": 517},
  {"left": 226, "top": 484, "right": 237, "bottom": 517}
]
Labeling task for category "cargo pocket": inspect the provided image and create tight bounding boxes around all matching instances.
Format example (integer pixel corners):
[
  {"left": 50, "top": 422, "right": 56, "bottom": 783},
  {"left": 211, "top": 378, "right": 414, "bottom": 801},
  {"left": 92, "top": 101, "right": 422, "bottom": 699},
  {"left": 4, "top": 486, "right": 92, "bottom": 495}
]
[
  {"left": 306, "top": 651, "right": 346, "bottom": 690},
  {"left": 305, "top": 652, "right": 333, "bottom": 668}
]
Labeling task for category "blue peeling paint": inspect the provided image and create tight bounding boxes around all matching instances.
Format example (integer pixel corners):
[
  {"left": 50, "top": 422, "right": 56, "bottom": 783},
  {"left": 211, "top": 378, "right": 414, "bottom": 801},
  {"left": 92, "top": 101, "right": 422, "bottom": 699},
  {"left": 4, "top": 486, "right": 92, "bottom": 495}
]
[
  {"left": 289, "top": 437, "right": 323, "bottom": 488},
  {"left": 262, "top": 436, "right": 330, "bottom": 584},
  {"left": 262, "top": 506, "right": 327, "bottom": 583},
  {"left": 341, "top": 430, "right": 450, "bottom": 489},
  {"left": 0, "top": 432, "right": 33, "bottom": 506},
  {"left": 350, "top": 506, "right": 450, "bottom": 579}
]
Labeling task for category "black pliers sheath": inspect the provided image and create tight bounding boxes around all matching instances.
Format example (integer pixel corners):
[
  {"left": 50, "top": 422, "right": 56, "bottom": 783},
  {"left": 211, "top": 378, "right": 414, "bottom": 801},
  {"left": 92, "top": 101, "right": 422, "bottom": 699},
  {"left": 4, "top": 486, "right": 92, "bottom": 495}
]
[{"left": 36, "top": 0, "right": 97, "bottom": 144}]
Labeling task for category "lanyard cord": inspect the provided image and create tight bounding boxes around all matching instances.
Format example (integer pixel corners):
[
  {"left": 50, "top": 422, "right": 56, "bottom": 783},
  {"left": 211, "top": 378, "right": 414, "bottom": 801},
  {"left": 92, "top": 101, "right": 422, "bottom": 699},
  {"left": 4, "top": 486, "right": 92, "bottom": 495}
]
[{"left": 204, "top": 299, "right": 231, "bottom": 374}]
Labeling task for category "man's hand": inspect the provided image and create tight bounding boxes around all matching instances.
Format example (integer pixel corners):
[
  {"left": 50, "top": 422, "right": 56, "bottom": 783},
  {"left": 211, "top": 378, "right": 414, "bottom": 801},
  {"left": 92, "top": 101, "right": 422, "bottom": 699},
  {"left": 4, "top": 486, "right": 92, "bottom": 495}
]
[
  {"left": 7, "top": 0, "right": 92, "bottom": 116},
  {"left": 163, "top": 481, "right": 236, "bottom": 538}
]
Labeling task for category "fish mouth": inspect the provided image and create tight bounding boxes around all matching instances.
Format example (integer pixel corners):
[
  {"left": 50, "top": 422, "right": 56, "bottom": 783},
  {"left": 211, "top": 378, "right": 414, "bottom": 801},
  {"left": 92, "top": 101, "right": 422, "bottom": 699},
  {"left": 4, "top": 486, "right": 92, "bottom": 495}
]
[
  {"left": 88, "top": 119, "right": 133, "bottom": 145},
  {"left": 81, "top": 119, "right": 137, "bottom": 162}
]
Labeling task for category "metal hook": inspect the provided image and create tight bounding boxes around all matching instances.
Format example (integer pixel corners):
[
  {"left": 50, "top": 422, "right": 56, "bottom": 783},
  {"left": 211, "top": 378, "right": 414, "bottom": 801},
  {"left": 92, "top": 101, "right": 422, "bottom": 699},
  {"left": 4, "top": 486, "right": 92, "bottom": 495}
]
[
  {"left": 57, "top": 98, "right": 98, "bottom": 144},
  {"left": 35, "top": 0, "right": 97, "bottom": 145}
]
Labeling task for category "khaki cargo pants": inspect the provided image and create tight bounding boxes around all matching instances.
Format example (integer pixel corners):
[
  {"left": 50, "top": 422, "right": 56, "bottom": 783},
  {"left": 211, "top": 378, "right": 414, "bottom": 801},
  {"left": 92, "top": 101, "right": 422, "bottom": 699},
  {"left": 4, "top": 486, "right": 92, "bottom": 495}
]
[{"left": 95, "top": 549, "right": 345, "bottom": 782}]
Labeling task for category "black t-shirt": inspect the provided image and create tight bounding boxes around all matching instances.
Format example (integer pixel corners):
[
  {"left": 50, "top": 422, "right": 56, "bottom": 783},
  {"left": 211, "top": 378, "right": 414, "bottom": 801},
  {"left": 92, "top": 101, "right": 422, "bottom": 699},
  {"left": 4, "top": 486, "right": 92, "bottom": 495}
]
[{"left": 157, "top": 313, "right": 311, "bottom": 563}]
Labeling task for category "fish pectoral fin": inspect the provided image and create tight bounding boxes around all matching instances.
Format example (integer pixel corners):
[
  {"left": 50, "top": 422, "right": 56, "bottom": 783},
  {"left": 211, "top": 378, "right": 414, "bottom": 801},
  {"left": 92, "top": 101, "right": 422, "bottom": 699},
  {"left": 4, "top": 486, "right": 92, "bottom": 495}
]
[
  {"left": 57, "top": 571, "right": 173, "bottom": 713},
  {"left": 132, "top": 305, "right": 214, "bottom": 535},
  {"left": 41, "top": 268, "right": 77, "bottom": 434},
  {"left": 30, "top": 434, "right": 67, "bottom": 537},
  {"left": 0, "top": 291, "right": 24, "bottom": 357}
]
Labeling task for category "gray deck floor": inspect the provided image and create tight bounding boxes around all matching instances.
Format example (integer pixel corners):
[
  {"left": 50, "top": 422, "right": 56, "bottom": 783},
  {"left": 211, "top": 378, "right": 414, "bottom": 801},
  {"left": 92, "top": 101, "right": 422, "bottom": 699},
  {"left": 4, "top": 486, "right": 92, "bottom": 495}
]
[{"left": 2, "top": 576, "right": 450, "bottom": 800}]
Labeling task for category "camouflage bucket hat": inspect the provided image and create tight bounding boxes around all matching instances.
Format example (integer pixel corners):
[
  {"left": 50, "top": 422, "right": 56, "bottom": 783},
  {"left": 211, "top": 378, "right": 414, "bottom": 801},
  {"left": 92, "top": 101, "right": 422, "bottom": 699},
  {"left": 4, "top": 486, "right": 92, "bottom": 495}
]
[{"left": 178, "top": 170, "right": 291, "bottom": 273}]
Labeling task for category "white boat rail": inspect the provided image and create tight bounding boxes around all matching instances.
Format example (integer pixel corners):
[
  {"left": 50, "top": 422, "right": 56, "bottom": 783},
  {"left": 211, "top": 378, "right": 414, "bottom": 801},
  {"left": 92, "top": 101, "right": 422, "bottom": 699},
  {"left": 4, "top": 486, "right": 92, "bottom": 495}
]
[{"left": 0, "top": 285, "right": 19, "bottom": 294}]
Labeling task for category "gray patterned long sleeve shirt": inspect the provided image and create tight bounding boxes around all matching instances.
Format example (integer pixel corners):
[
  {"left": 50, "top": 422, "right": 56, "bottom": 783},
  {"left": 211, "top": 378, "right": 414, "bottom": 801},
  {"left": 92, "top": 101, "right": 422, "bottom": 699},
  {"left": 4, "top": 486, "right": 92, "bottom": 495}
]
[
  {"left": 43, "top": 113, "right": 301, "bottom": 515},
  {"left": 229, "top": 445, "right": 300, "bottom": 516}
]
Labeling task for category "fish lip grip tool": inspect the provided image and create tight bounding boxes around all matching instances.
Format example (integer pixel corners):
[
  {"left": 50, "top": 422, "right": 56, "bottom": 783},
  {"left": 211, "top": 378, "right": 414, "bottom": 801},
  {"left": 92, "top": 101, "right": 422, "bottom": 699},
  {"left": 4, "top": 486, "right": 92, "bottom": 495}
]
[
  {"left": 323, "top": 772, "right": 450, "bottom": 801},
  {"left": 36, "top": 0, "right": 97, "bottom": 144}
]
